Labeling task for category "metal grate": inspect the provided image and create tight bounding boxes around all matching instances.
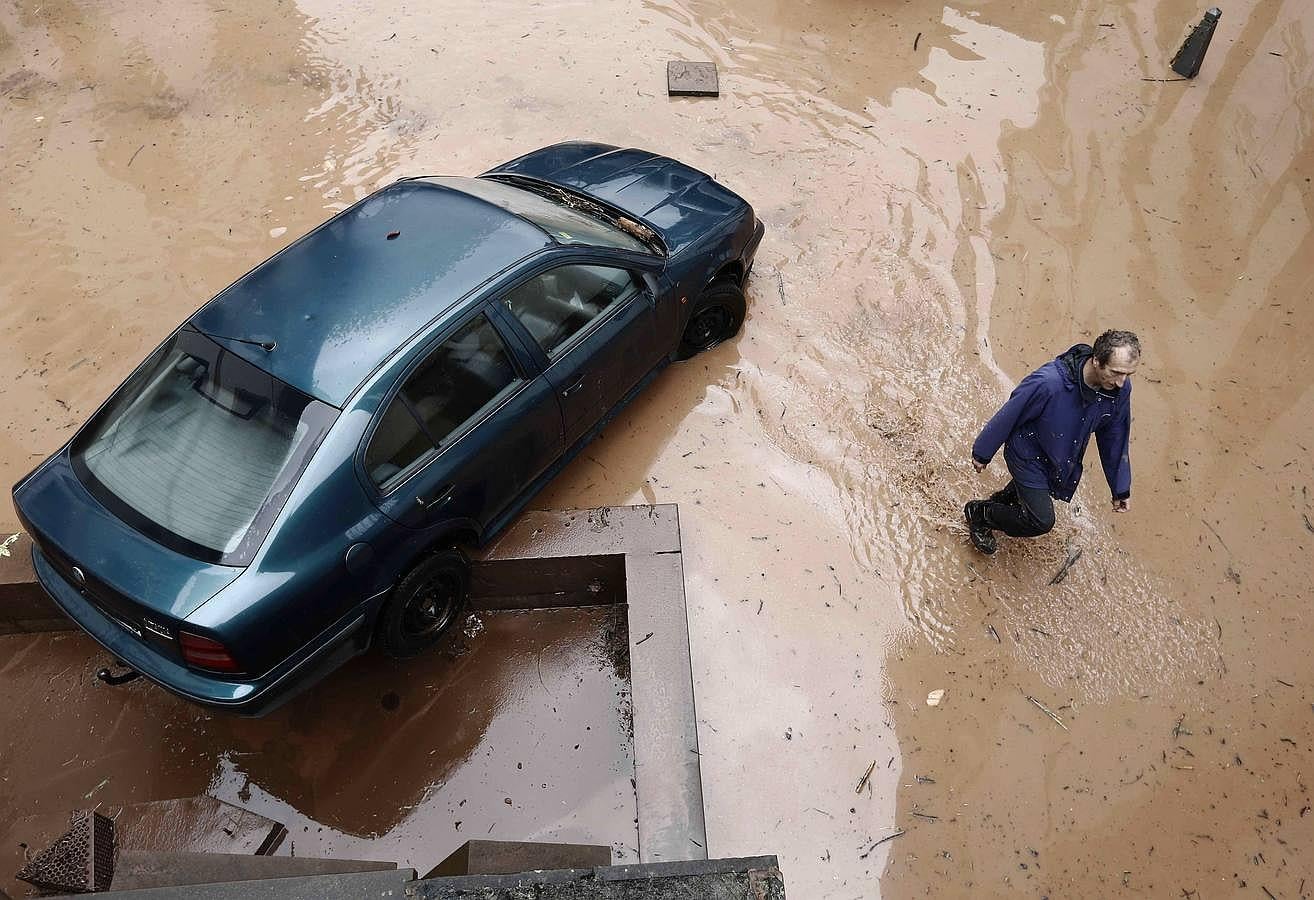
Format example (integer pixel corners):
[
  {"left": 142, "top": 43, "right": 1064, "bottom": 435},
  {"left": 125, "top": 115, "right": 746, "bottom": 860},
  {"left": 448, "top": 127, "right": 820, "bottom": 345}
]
[{"left": 16, "top": 809, "right": 115, "bottom": 893}]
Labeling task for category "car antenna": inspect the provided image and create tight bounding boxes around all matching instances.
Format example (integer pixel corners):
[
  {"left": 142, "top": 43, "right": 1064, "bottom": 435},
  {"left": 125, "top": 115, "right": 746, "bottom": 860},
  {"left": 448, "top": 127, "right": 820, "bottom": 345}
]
[{"left": 206, "top": 332, "right": 276, "bottom": 352}]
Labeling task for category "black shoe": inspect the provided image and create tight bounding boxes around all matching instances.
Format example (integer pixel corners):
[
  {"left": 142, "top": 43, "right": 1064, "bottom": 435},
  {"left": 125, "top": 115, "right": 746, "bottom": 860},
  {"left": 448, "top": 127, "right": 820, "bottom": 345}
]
[{"left": 964, "top": 501, "right": 997, "bottom": 555}]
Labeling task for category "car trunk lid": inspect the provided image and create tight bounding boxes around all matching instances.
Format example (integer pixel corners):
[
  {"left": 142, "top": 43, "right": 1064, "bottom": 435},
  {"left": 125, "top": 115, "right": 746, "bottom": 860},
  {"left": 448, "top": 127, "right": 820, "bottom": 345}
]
[{"left": 14, "top": 452, "right": 242, "bottom": 636}]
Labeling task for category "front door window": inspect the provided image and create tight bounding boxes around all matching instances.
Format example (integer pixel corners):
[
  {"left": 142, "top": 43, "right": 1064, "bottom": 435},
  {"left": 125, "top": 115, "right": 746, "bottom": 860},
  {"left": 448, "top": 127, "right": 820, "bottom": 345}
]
[{"left": 502, "top": 265, "right": 639, "bottom": 357}]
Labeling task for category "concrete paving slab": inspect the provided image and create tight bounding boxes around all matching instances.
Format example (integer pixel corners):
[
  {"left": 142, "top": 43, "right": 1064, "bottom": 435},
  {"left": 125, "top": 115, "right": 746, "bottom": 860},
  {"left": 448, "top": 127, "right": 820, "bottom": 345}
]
[
  {"left": 666, "top": 61, "right": 719, "bottom": 97},
  {"left": 110, "top": 852, "right": 396, "bottom": 891},
  {"left": 423, "top": 840, "right": 610, "bottom": 878},
  {"left": 52, "top": 867, "right": 416, "bottom": 900},
  {"left": 411, "top": 856, "right": 785, "bottom": 899}
]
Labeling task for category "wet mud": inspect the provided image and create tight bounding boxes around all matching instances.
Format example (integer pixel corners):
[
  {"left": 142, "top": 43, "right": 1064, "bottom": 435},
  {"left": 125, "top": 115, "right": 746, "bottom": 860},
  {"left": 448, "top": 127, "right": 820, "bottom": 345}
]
[{"left": 2, "top": 0, "right": 1312, "bottom": 897}]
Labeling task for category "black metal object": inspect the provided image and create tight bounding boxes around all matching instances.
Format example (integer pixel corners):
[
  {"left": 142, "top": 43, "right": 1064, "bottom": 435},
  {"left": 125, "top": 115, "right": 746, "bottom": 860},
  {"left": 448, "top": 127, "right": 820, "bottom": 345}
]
[
  {"left": 16, "top": 809, "right": 116, "bottom": 893},
  {"left": 97, "top": 664, "right": 141, "bottom": 685},
  {"left": 1171, "top": 7, "right": 1222, "bottom": 79}
]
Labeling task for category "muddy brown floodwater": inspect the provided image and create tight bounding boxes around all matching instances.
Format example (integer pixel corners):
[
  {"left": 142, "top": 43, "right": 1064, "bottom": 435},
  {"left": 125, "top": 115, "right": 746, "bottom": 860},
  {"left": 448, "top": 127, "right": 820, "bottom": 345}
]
[{"left": 2, "top": 0, "right": 1312, "bottom": 897}]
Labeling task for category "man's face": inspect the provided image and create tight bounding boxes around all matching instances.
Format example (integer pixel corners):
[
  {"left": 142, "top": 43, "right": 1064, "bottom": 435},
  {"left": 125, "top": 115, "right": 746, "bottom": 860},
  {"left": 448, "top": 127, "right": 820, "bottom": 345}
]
[{"left": 1092, "top": 347, "right": 1139, "bottom": 390}]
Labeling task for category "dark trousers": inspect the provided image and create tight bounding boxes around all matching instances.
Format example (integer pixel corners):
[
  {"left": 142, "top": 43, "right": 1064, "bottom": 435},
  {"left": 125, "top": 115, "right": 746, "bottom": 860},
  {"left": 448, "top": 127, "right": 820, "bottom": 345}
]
[{"left": 981, "top": 479, "right": 1055, "bottom": 537}]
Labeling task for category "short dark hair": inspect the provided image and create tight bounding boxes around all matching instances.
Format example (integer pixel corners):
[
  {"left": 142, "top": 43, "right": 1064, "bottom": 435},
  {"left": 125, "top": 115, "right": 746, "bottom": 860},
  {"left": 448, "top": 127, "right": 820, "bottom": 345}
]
[{"left": 1093, "top": 329, "right": 1140, "bottom": 365}]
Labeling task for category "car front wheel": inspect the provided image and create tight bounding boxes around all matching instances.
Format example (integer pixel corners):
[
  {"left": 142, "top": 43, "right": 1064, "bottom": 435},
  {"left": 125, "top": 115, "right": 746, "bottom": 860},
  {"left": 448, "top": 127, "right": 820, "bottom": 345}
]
[
  {"left": 378, "top": 548, "right": 470, "bottom": 658},
  {"left": 677, "top": 280, "right": 746, "bottom": 359}
]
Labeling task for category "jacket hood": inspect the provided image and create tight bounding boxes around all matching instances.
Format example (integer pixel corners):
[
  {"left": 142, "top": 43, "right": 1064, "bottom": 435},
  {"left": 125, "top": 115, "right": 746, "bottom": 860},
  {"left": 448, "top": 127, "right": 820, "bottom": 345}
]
[
  {"left": 1058, "top": 343, "right": 1093, "bottom": 385},
  {"left": 1058, "top": 342, "right": 1124, "bottom": 402}
]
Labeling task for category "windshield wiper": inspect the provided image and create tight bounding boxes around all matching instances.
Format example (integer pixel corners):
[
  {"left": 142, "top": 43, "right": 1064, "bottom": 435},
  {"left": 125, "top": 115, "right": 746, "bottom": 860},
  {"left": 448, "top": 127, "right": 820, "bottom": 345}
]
[
  {"left": 491, "top": 175, "right": 664, "bottom": 254},
  {"left": 205, "top": 332, "right": 277, "bottom": 352}
]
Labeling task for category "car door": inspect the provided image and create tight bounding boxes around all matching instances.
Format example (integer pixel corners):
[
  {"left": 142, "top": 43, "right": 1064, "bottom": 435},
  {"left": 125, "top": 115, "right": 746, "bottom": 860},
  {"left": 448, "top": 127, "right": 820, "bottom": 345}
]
[
  {"left": 363, "top": 307, "right": 563, "bottom": 533},
  {"left": 499, "top": 263, "right": 660, "bottom": 447}
]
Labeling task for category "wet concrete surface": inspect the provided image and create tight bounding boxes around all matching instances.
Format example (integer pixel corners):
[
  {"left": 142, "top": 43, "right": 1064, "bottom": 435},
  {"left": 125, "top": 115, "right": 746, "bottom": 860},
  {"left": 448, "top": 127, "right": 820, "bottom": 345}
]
[
  {"left": 2, "top": 0, "right": 1313, "bottom": 897},
  {"left": 0, "top": 608, "right": 634, "bottom": 898}
]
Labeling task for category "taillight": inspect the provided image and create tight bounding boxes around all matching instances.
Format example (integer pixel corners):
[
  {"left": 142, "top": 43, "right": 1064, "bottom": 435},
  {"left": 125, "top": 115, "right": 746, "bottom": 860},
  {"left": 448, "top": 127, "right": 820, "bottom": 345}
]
[{"left": 179, "top": 631, "right": 241, "bottom": 673}]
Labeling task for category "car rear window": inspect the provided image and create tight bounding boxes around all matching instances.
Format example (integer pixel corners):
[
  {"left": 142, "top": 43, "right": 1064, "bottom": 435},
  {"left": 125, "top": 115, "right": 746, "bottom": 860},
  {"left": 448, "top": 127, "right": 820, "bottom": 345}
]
[{"left": 72, "top": 328, "right": 337, "bottom": 564}]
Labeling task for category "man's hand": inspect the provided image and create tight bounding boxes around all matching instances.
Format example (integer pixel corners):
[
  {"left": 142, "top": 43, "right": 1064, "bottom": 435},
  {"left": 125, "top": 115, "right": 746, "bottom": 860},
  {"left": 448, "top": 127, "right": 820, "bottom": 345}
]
[
  {"left": 972, "top": 457, "right": 987, "bottom": 473},
  {"left": 1112, "top": 497, "right": 1130, "bottom": 513}
]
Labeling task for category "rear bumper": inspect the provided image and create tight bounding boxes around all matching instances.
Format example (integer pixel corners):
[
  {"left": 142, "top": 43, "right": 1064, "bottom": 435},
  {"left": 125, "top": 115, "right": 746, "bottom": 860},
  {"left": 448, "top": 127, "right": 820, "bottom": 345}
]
[{"left": 31, "top": 545, "right": 368, "bottom": 716}]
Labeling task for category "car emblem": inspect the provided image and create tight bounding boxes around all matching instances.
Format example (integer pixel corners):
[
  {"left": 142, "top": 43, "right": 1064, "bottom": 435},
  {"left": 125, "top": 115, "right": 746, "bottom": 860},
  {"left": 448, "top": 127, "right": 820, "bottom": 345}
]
[
  {"left": 140, "top": 617, "right": 173, "bottom": 640},
  {"left": 70, "top": 566, "right": 87, "bottom": 588}
]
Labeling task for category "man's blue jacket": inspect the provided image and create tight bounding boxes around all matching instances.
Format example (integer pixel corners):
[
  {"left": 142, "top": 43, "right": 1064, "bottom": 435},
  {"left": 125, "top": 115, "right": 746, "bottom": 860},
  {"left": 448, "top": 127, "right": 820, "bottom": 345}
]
[{"left": 972, "top": 344, "right": 1132, "bottom": 503}]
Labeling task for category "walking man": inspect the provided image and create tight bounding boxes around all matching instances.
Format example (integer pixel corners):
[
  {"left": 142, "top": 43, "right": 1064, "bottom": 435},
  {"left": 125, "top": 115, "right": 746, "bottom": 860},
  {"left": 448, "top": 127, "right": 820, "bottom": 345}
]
[{"left": 964, "top": 330, "right": 1139, "bottom": 554}]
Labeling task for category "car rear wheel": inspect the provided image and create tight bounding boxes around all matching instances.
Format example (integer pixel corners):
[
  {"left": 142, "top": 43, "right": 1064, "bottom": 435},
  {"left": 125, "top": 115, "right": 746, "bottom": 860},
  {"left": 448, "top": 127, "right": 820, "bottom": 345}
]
[
  {"left": 378, "top": 548, "right": 470, "bottom": 658},
  {"left": 677, "top": 280, "right": 746, "bottom": 359}
]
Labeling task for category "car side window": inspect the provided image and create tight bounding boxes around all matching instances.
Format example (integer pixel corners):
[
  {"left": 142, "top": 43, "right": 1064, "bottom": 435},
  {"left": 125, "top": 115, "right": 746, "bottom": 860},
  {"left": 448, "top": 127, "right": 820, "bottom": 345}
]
[
  {"left": 365, "top": 313, "right": 519, "bottom": 488},
  {"left": 502, "top": 265, "right": 640, "bottom": 357},
  {"left": 364, "top": 395, "right": 432, "bottom": 489}
]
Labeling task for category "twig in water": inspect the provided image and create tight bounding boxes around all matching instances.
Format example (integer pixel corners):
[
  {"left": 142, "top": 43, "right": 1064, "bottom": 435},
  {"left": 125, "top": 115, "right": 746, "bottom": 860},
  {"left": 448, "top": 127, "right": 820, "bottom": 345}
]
[
  {"left": 635, "top": 631, "right": 654, "bottom": 645},
  {"left": 987, "top": 624, "right": 1001, "bottom": 643},
  {"left": 127, "top": 144, "right": 145, "bottom": 167},
  {"left": 855, "top": 759, "right": 877, "bottom": 794},
  {"left": 911, "top": 811, "right": 938, "bottom": 821},
  {"left": 1201, "top": 518, "right": 1230, "bottom": 553},
  {"left": 1027, "top": 695, "right": 1069, "bottom": 731},
  {"left": 1142, "top": 76, "right": 1188, "bottom": 82},
  {"left": 1048, "top": 545, "right": 1083, "bottom": 585},
  {"left": 859, "top": 830, "right": 905, "bottom": 858},
  {"left": 913, "top": 31, "right": 922, "bottom": 51}
]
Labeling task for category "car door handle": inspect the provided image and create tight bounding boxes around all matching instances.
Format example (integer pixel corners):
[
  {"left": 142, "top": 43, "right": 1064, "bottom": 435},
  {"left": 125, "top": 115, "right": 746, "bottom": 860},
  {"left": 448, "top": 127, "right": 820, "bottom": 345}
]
[
  {"left": 416, "top": 484, "right": 455, "bottom": 510},
  {"left": 561, "top": 375, "right": 586, "bottom": 399}
]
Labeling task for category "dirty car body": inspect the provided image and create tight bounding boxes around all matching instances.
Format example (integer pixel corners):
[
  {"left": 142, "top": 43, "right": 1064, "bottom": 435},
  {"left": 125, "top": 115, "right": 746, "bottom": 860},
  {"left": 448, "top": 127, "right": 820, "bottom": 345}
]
[{"left": 12, "top": 141, "right": 764, "bottom": 715}]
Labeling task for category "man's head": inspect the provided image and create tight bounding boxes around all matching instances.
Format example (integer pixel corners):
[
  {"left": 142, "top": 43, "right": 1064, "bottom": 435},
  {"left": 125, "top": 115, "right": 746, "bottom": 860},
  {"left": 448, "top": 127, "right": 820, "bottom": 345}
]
[{"left": 1089, "top": 329, "right": 1141, "bottom": 390}]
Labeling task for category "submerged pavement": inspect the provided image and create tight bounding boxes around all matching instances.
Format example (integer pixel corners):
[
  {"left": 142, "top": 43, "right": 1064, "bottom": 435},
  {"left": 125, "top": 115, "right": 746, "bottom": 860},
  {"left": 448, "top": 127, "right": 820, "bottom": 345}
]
[{"left": 2, "top": 0, "right": 1311, "bottom": 896}]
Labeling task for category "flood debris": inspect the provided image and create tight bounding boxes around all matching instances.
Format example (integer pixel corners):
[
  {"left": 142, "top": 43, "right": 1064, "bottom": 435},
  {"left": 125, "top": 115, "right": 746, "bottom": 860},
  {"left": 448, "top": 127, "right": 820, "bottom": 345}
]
[
  {"left": 858, "top": 830, "right": 905, "bottom": 859},
  {"left": 926, "top": 689, "right": 945, "bottom": 707},
  {"left": 1170, "top": 8, "right": 1222, "bottom": 79},
  {"left": 1047, "top": 544, "right": 1083, "bottom": 585},
  {"left": 666, "top": 61, "right": 718, "bottom": 97},
  {"left": 855, "top": 759, "right": 877, "bottom": 794},
  {"left": 1026, "top": 695, "right": 1069, "bottom": 731}
]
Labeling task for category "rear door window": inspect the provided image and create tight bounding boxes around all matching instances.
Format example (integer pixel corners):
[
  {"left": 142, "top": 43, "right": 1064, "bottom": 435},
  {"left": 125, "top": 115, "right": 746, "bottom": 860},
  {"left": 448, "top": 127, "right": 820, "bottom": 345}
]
[
  {"left": 502, "top": 265, "right": 640, "bottom": 357},
  {"left": 365, "top": 313, "right": 521, "bottom": 489}
]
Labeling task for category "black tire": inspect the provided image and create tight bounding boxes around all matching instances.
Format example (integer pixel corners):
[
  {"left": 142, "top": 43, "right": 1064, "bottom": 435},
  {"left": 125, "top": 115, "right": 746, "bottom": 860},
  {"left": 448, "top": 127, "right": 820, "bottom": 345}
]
[
  {"left": 677, "top": 280, "right": 746, "bottom": 359},
  {"left": 377, "top": 548, "right": 470, "bottom": 659}
]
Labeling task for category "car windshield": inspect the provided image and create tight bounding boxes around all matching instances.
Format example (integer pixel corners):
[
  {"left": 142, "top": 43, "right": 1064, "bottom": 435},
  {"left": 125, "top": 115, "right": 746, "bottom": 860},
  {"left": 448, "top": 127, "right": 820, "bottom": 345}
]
[
  {"left": 435, "top": 175, "right": 660, "bottom": 255},
  {"left": 72, "top": 328, "right": 337, "bottom": 564}
]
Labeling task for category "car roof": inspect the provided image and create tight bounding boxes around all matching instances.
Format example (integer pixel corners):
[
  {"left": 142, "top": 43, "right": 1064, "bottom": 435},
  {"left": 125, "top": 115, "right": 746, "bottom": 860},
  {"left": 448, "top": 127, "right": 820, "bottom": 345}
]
[{"left": 189, "top": 180, "right": 552, "bottom": 406}]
